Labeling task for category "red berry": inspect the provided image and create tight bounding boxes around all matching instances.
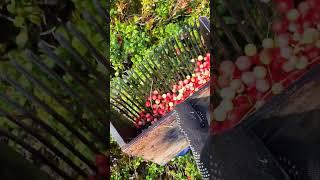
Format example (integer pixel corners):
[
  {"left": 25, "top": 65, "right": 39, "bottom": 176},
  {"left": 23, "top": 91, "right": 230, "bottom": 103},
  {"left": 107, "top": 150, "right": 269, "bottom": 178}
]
[
  {"left": 272, "top": 19, "right": 289, "bottom": 34},
  {"left": 145, "top": 113, "right": 151, "bottom": 118},
  {"left": 153, "top": 90, "right": 159, "bottom": 95},
  {"left": 273, "top": 0, "right": 294, "bottom": 14},
  {"left": 233, "top": 68, "right": 242, "bottom": 79},
  {"left": 133, "top": 122, "right": 140, "bottom": 128},
  {"left": 271, "top": 70, "right": 287, "bottom": 82},
  {"left": 97, "top": 165, "right": 109, "bottom": 177},
  {"left": 159, "top": 103, "right": 165, "bottom": 109},
  {"left": 152, "top": 104, "right": 157, "bottom": 109},
  {"left": 145, "top": 101, "right": 151, "bottom": 107},
  {"left": 233, "top": 95, "right": 250, "bottom": 108},
  {"left": 227, "top": 108, "right": 244, "bottom": 123},
  {"left": 88, "top": 175, "right": 98, "bottom": 180},
  {"left": 152, "top": 95, "right": 157, "bottom": 100},
  {"left": 210, "top": 121, "right": 222, "bottom": 134},
  {"left": 246, "top": 85, "right": 259, "bottom": 100},
  {"left": 270, "top": 57, "right": 286, "bottom": 71},
  {"left": 251, "top": 54, "right": 261, "bottom": 65},
  {"left": 305, "top": 46, "right": 320, "bottom": 59},
  {"left": 152, "top": 110, "right": 158, "bottom": 115},
  {"left": 95, "top": 154, "right": 107, "bottom": 166}
]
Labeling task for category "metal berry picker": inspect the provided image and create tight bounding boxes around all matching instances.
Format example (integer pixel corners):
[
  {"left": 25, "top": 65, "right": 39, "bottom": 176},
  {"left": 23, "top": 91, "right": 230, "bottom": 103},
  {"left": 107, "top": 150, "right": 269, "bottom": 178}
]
[{"left": 175, "top": 0, "right": 320, "bottom": 179}]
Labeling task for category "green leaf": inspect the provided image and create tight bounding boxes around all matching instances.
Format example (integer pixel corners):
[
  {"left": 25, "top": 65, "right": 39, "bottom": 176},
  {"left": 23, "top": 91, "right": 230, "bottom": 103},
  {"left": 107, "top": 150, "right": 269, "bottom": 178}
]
[
  {"left": 96, "top": 62, "right": 108, "bottom": 75},
  {"left": 13, "top": 16, "right": 25, "bottom": 27},
  {"left": 28, "top": 14, "right": 41, "bottom": 25},
  {"left": 6, "top": 3, "right": 15, "bottom": 13},
  {"left": 16, "top": 29, "right": 28, "bottom": 48},
  {"left": 43, "top": 57, "right": 55, "bottom": 68},
  {"left": 71, "top": 37, "right": 87, "bottom": 56}
]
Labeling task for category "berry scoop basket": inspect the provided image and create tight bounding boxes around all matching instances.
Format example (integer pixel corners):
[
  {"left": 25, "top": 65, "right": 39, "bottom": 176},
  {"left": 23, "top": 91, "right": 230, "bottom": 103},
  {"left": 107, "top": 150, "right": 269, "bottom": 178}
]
[
  {"left": 110, "top": 17, "right": 211, "bottom": 165},
  {"left": 177, "top": 0, "right": 320, "bottom": 179}
]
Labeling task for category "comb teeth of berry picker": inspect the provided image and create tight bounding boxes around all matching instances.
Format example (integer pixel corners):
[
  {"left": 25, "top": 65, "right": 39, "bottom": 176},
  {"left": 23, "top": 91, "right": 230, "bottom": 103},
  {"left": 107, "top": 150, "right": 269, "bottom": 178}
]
[
  {"left": 0, "top": 1, "right": 107, "bottom": 179},
  {"left": 213, "top": 0, "right": 273, "bottom": 61},
  {"left": 210, "top": 0, "right": 274, "bottom": 110},
  {"left": 110, "top": 20, "right": 209, "bottom": 126}
]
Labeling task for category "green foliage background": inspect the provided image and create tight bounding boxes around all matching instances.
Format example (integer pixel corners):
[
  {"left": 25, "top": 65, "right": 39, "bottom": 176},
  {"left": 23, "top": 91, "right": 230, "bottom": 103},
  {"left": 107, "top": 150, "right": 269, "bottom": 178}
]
[
  {"left": 0, "top": 0, "right": 107, "bottom": 179},
  {"left": 0, "top": 0, "right": 209, "bottom": 179}
]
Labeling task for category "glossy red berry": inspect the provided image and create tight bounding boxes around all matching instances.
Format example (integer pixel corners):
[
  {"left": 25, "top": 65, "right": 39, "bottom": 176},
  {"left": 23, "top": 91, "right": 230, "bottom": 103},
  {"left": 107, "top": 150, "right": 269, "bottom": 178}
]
[
  {"left": 88, "top": 175, "right": 98, "bottom": 180},
  {"left": 97, "top": 165, "right": 109, "bottom": 177},
  {"left": 273, "top": 0, "right": 294, "bottom": 14},
  {"left": 95, "top": 154, "right": 107, "bottom": 166},
  {"left": 145, "top": 101, "right": 151, "bottom": 107}
]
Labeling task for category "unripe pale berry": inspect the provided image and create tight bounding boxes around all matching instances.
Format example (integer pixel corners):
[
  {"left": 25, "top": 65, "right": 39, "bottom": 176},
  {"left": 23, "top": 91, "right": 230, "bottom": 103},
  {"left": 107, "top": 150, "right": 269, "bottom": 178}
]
[
  {"left": 241, "top": 71, "right": 255, "bottom": 85},
  {"left": 244, "top": 44, "right": 257, "bottom": 56},
  {"left": 219, "top": 60, "right": 235, "bottom": 76},
  {"left": 287, "top": 9, "right": 299, "bottom": 21},
  {"left": 272, "top": 83, "right": 284, "bottom": 94},
  {"left": 259, "top": 50, "right": 272, "bottom": 65},
  {"left": 289, "top": 56, "right": 299, "bottom": 65},
  {"left": 262, "top": 38, "right": 274, "bottom": 48},
  {"left": 301, "top": 28, "right": 319, "bottom": 44},
  {"left": 288, "top": 23, "right": 298, "bottom": 32},
  {"left": 220, "top": 87, "right": 236, "bottom": 100},
  {"left": 282, "top": 61, "right": 295, "bottom": 72},
  {"left": 316, "top": 40, "right": 320, "bottom": 48},
  {"left": 253, "top": 66, "right": 267, "bottom": 79},
  {"left": 295, "top": 56, "right": 308, "bottom": 70},
  {"left": 235, "top": 56, "right": 251, "bottom": 71},
  {"left": 198, "top": 55, "right": 204, "bottom": 61},
  {"left": 219, "top": 99, "right": 234, "bottom": 112},
  {"left": 255, "top": 79, "right": 270, "bottom": 93},
  {"left": 275, "top": 34, "right": 290, "bottom": 47},
  {"left": 191, "top": 59, "right": 195, "bottom": 63},
  {"left": 230, "top": 79, "right": 243, "bottom": 91},
  {"left": 292, "top": 32, "right": 301, "bottom": 41},
  {"left": 298, "top": 2, "right": 309, "bottom": 15},
  {"left": 280, "top": 46, "right": 293, "bottom": 59},
  {"left": 213, "top": 107, "right": 227, "bottom": 122},
  {"left": 169, "top": 102, "right": 174, "bottom": 107}
]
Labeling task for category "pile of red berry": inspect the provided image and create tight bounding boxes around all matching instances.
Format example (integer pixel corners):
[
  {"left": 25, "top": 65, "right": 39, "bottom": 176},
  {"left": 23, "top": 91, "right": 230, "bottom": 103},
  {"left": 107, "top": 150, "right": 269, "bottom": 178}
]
[
  {"left": 87, "top": 154, "right": 109, "bottom": 180},
  {"left": 134, "top": 53, "right": 211, "bottom": 128},
  {"left": 211, "top": 0, "right": 320, "bottom": 134}
]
